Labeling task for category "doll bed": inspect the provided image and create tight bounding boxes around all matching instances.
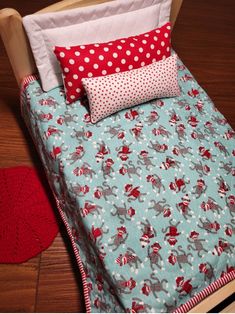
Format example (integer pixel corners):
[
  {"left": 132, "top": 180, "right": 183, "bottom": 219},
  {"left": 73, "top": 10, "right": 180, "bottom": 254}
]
[{"left": 1, "top": 0, "right": 235, "bottom": 312}]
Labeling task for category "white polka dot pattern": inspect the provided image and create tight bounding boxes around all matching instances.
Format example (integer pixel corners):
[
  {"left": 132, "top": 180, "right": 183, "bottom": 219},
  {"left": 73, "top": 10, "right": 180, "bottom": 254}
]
[
  {"left": 54, "top": 22, "right": 171, "bottom": 104},
  {"left": 82, "top": 54, "right": 180, "bottom": 124}
]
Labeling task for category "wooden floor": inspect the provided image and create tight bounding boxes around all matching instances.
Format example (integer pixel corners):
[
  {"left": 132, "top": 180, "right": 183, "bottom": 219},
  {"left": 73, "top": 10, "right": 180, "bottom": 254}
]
[{"left": 0, "top": 0, "right": 235, "bottom": 312}]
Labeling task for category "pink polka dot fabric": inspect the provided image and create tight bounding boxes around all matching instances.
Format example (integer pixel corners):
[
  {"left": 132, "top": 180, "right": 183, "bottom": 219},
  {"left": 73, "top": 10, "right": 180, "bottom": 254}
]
[
  {"left": 54, "top": 22, "right": 171, "bottom": 104},
  {"left": 82, "top": 54, "right": 180, "bottom": 123}
]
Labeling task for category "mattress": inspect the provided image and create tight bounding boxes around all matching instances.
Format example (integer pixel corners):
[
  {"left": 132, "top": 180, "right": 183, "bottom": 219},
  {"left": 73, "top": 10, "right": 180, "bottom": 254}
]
[{"left": 21, "top": 55, "right": 235, "bottom": 313}]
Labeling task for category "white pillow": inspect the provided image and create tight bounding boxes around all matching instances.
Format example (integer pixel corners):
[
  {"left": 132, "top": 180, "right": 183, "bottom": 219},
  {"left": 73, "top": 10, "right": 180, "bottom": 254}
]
[
  {"left": 23, "top": 0, "right": 172, "bottom": 91},
  {"left": 82, "top": 54, "right": 180, "bottom": 123}
]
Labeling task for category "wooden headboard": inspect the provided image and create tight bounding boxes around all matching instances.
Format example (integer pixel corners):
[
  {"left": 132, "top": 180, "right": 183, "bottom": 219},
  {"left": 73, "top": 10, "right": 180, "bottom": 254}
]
[{"left": 0, "top": 0, "right": 183, "bottom": 87}]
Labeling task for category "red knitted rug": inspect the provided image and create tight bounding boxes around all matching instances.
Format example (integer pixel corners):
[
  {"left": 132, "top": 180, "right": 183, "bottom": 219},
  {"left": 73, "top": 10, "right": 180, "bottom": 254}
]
[{"left": 0, "top": 166, "right": 59, "bottom": 263}]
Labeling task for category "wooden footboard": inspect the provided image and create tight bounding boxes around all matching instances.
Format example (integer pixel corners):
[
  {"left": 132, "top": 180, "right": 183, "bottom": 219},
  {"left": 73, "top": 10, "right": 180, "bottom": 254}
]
[{"left": 189, "top": 280, "right": 235, "bottom": 313}]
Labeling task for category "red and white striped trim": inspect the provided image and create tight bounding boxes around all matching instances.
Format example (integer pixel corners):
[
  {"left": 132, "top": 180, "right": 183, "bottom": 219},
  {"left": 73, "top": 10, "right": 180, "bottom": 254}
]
[
  {"left": 174, "top": 271, "right": 235, "bottom": 313},
  {"left": 54, "top": 197, "right": 92, "bottom": 313},
  {"left": 20, "top": 74, "right": 39, "bottom": 92},
  {"left": 20, "top": 75, "right": 39, "bottom": 112}
]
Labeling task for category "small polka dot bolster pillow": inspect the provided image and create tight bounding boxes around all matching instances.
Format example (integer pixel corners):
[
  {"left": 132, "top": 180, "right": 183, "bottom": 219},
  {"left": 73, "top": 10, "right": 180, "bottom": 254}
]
[
  {"left": 53, "top": 22, "right": 171, "bottom": 104},
  {"left": 82, "top": 54, "right": 180, "bottom": 124}
]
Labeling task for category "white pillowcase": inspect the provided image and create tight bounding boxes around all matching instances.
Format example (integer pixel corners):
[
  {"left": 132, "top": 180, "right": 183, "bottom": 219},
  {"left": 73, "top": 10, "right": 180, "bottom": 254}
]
[
  {"left": 82, "top": 54, "right": 181, "bottom": 123},
  {"left": 23, "top": 0, "right": 172, "bottom": 91}
]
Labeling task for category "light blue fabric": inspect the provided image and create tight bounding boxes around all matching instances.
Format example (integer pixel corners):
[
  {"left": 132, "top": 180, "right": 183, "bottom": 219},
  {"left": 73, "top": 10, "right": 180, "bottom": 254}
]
[{"left": 21, "top": 56, "right": 235, "bottom": 313}]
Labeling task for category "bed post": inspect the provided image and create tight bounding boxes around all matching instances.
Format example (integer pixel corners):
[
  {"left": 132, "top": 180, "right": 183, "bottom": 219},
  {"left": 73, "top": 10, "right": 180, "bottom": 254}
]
[
  {"left": 170, "top": 0, "right": 183, "bottom": 28},
  {"left": 0, "top": 8, "right": 36, "bottom": 87}
]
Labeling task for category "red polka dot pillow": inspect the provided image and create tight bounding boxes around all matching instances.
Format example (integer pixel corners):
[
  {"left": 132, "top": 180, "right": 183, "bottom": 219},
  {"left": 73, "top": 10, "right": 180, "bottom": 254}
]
[
  {"left": 82, "top": 54, "right": 180, "bottom": 123},
  {"left": 54, "top": 22, "right": 171, "bottom": 104}
]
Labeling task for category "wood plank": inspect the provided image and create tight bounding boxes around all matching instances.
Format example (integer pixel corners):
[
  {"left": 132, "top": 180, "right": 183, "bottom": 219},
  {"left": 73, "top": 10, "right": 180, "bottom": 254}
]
[
  {"left": 221, "top": 301, "right": 235, "bottom": 313},
  {"left": 0, "top": 88, "right": 39, "bottom": 168},
  {"left": 0, "top": 257, "right": 40, "bottom": 312},
  {"left": 35, "top": 232, "right": 85, "bottom": 313}
]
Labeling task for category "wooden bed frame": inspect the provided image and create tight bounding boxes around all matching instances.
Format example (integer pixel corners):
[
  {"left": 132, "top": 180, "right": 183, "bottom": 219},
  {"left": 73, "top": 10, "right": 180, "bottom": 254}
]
[
  {"left": 0, "top": 0, "right": 183, "bottom": 87},
  {"left": 0, "top": 0, "right": 234, "bottom": 312}
]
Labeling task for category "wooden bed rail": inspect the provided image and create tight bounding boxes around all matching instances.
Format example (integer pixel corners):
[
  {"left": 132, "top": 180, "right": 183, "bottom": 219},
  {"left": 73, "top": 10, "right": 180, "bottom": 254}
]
[
  {"left": 0, "top": 0, "right": 183, "bottom": 87},
  {"left": 37, "top": 0, "right": 112, "bottom": 13},
  {"left": 189, "top": 280, "right": 235, "bottom": 313}
]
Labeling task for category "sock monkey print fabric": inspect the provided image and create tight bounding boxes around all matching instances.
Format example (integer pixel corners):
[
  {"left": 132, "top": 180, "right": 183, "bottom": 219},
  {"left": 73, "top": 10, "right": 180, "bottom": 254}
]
[{"left": 21, "top": 56, "right": 235, "bottom": 313}]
